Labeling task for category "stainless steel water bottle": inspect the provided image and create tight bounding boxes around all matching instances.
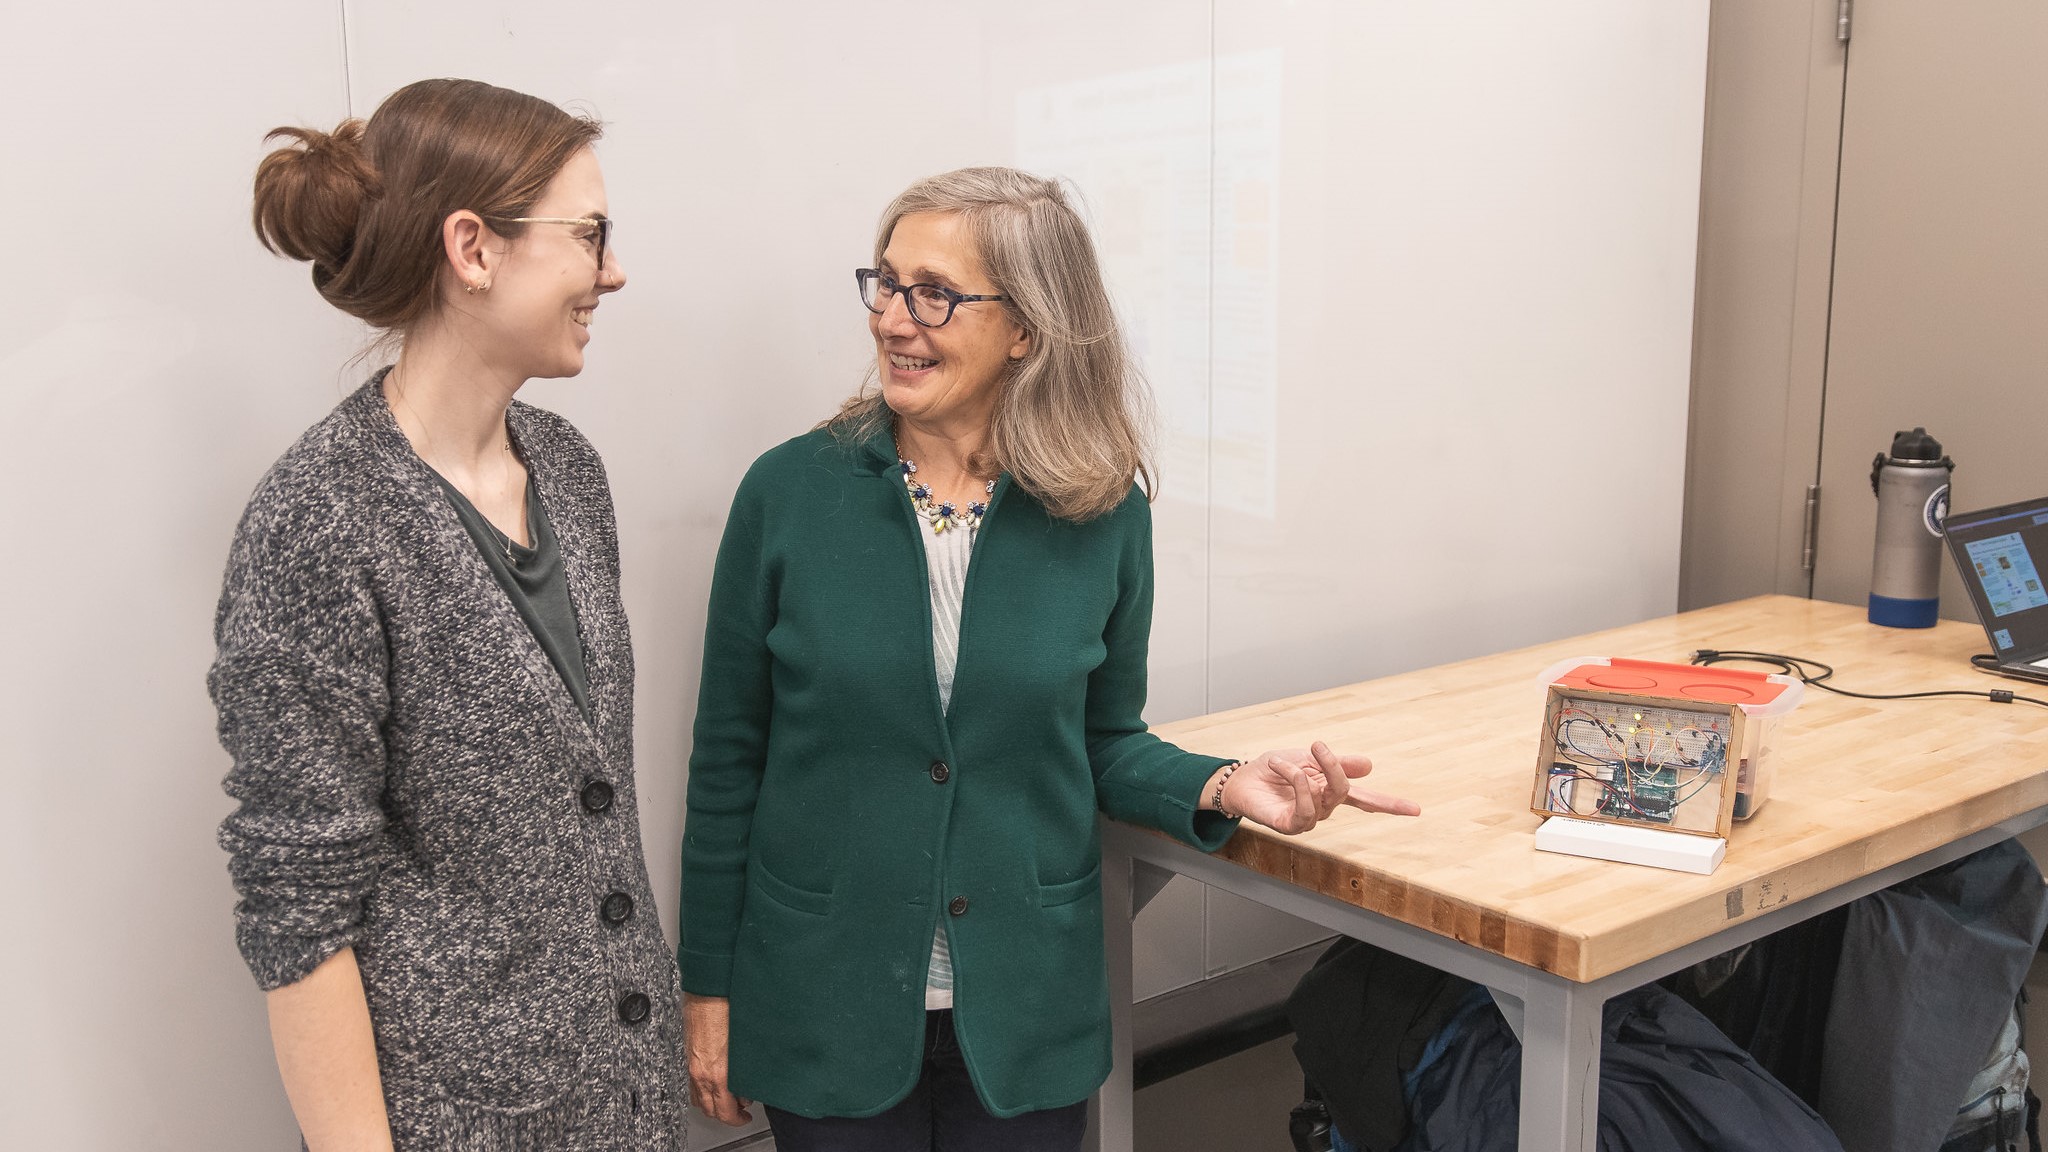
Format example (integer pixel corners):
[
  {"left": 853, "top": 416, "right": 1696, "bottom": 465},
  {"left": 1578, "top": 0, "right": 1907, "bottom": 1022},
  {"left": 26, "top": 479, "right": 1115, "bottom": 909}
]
[{"left": 1868, "top": 427, "right": 1954, "bottom": 628}]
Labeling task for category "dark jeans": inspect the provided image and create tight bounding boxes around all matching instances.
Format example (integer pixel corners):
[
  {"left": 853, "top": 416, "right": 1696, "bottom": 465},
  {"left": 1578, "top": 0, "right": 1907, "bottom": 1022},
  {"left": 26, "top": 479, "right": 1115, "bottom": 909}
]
[{"left": 764, "top": 1010, "right": 1088, "bottom": 1152}]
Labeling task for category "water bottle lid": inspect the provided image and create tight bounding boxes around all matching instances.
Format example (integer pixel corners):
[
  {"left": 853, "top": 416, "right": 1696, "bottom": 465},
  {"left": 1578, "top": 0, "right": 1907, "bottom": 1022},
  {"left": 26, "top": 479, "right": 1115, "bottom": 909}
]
[{"left": 1889, "top": 426, "right": 1944, "bottom": 461}]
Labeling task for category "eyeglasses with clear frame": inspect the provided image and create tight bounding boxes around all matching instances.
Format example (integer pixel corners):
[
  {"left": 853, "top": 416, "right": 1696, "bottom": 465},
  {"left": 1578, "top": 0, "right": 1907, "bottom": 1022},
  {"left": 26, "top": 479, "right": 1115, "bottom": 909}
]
[
  {"left": 488, "top": 216, "right": 615, "bottom": 271},
  {"left": 855, "top": 267, "right": 1008, "bottom": 328}
]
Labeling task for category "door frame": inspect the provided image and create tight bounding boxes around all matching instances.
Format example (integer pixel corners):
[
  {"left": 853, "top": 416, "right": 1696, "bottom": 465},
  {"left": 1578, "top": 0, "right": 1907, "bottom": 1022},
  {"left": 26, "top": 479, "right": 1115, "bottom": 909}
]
[{"left": 1680, "top": 0, "right": 1847, "bottom": 609}]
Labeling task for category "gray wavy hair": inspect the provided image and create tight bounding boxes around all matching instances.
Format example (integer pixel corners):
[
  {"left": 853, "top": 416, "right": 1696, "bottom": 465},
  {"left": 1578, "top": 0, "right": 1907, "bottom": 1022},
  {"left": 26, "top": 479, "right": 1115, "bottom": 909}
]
[{"left": 828, "top": 166, "right": 1155, "bottom": 522}]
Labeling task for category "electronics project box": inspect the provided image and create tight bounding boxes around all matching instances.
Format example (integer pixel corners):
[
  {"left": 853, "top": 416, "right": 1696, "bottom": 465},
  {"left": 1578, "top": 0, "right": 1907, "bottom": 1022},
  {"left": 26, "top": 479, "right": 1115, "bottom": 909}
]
[{"left": 1530, "top": 658, "right": 1804, "bottom": 840}]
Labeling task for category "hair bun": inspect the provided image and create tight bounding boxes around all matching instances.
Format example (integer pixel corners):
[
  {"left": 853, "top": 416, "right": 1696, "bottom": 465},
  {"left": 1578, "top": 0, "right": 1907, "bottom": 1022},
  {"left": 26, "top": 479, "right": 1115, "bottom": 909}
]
[{"left": 250, "top": 120, "right": 379, "bottom": 278}]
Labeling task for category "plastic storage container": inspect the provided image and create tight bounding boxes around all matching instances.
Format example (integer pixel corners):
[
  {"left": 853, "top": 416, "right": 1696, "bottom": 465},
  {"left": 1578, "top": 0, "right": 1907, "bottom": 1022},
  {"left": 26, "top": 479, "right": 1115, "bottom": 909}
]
[{"left": 1535, "top": 656, "right": 1805, "bottom": 824}]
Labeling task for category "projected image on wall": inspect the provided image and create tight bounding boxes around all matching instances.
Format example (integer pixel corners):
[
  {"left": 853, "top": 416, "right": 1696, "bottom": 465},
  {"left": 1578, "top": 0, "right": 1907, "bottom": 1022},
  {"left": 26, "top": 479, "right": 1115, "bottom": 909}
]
[{"left": 1016, "top": 52, "right": 1281, "bottom": 518}]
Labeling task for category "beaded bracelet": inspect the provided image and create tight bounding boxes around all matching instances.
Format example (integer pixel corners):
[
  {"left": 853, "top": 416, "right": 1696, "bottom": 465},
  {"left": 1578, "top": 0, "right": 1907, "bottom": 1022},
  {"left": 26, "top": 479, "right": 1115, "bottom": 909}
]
[{"left": 1211, "top": 760, "right": 1244, "bottom": 819}]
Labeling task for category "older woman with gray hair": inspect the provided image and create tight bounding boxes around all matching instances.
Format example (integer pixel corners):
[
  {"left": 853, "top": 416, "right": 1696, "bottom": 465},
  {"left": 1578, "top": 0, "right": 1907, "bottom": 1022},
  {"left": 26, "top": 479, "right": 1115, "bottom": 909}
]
[{"left": 678, "top": 166, "right": 1420, "bottom": 1151}]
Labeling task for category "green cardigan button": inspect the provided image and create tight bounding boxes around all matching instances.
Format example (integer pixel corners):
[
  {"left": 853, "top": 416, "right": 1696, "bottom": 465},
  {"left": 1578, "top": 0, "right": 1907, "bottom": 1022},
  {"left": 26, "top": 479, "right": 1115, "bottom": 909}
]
[
  {"left": 949, "top": 895, "right": 969, "bottom": 916},
  {"left": 930, "top": 761, "right": 951, "bottom": 783}
]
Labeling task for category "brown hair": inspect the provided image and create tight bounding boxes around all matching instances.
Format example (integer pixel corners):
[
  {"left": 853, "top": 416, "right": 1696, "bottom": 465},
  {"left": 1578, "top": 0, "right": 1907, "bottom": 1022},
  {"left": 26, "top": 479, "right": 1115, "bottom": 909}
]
[
  {"left": 829, "top": 167, "right": 1154, "bottom": 522},
  {"left": 252, "top": 78, "right": 601, "bottom": 331}
]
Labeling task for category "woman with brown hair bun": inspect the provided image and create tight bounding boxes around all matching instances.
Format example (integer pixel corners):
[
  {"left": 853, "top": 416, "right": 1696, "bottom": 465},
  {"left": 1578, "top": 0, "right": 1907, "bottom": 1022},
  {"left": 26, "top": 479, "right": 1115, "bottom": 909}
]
[{"left": 211, "top": 78, "right": 681, "bottom": 1150}]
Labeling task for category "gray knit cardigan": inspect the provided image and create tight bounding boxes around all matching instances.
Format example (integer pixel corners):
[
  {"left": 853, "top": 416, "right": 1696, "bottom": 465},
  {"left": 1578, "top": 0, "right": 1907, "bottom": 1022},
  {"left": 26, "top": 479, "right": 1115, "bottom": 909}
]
[{"left": 211, "top": 378, "right": 684, "bottom": 1150}]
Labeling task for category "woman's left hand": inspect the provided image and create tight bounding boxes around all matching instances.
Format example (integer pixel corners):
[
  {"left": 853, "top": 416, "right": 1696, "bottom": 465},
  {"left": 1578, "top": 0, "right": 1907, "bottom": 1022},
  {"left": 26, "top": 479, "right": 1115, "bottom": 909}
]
[{"left": 1211, "top": 741, "right": 1421, "bottom": 834}]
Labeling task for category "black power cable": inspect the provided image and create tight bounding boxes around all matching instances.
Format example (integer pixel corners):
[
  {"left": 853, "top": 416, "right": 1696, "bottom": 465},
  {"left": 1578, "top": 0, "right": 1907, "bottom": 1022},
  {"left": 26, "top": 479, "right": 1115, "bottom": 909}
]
[{"left": 1688, "top": 649, "right": 2048, "bottom": 709}]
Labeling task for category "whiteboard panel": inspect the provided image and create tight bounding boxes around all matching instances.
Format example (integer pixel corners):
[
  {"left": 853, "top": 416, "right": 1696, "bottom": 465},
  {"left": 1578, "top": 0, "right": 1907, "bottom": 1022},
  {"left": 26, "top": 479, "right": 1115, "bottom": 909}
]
[
  {"left": 1204, "top": 0, "right": 1709, "bottom": 714},
  {"left": 0, "top": 4, "right": 354, "bottom": 1149}
]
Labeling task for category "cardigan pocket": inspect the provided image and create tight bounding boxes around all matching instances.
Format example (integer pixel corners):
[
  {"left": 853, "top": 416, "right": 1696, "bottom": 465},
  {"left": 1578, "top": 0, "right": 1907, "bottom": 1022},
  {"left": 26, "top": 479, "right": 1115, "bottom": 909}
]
[
  {"left": 748, "top": 855, "right": 834, "bottom": 917},
  {"left": 361, "top": 878, "right": 587, "bottom": 1105},
  {"left": 426, "top": 1080, "right": 601, "bottom": 1151},
  {"left": 1037, "top": 862, "right": 1103, "bottom": 909}
]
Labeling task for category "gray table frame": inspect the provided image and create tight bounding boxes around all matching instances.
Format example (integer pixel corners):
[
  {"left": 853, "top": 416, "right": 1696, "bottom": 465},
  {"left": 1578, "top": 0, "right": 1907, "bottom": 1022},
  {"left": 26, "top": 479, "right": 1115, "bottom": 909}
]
[{"left": 1093, "top": 807, "right": 2048, "bottom": 1152}]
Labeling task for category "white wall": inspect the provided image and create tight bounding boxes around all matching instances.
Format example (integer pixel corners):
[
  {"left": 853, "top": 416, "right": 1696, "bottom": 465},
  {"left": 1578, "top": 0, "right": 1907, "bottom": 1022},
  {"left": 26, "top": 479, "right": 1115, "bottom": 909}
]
[
  {"left": 1, "top": 4, "right": 359, "bottom": 1148},
  {"left": 0, "top": 2, "right": 1707, "bottom": 1147}
]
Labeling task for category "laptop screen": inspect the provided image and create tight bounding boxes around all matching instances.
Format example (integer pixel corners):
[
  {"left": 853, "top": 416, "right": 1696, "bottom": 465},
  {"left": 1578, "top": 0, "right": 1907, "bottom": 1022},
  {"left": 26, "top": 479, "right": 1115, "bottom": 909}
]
[{"left": 1943, "top": 496, "right": 2048, "bottom": 660}]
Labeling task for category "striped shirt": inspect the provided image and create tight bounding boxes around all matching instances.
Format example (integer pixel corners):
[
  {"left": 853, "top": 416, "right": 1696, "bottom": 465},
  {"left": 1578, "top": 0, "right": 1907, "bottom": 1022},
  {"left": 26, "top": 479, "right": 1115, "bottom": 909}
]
[{"left": 922, "top": 517, "right": 976, "bottom": 1010}]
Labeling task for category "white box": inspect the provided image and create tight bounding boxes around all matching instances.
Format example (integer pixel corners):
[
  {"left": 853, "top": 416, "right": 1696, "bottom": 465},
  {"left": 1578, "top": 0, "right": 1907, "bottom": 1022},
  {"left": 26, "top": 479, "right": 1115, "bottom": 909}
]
[{"left": 1534, "top": 816, "right": 1727, "bottom": 875}]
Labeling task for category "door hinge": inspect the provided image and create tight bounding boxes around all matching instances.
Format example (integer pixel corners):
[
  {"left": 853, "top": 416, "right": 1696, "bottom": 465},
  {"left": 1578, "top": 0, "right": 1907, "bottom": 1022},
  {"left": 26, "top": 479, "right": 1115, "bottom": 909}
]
[
  {"left": 1837, "top": 0, "right": 1852, "bottom": 44},
  {"left": 1802, "top": 484, "right": 1822, "bottom": 574}
]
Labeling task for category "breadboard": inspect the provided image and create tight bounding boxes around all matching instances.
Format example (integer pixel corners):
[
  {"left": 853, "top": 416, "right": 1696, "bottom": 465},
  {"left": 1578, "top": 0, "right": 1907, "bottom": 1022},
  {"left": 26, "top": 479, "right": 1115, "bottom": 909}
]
[{"left": 1531, "top": 686, "right": 1745, "bottom": 838}]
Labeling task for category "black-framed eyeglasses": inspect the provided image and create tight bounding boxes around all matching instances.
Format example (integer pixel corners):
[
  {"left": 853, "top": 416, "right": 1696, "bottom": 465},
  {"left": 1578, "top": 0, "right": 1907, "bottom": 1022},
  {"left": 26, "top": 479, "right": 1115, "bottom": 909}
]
[
  {"left": 488, "top": 216, "right": 615, "bottom": 271},
  {"left": 856, "top": 267, "right": 1007, "bottom": 328}
]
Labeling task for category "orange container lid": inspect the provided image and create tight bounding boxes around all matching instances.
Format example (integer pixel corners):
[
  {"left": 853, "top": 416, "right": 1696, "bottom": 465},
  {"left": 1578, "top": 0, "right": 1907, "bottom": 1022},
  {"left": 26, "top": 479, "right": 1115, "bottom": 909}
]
[{"left": 1542, "top": 657, "right": 1802, "bottom": 714}]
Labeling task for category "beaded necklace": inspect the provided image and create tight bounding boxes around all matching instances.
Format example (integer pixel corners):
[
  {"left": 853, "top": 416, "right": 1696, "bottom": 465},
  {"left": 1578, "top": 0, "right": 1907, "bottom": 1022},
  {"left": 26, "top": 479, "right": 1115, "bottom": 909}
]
[{"left": 901, "top": 459, "right": 995, "bottom": 534}]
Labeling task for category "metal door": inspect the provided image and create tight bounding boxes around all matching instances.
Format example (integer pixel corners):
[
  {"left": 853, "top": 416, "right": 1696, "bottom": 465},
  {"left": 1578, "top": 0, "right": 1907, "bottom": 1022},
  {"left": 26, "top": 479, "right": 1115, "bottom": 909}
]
[{"left": 1809, "top": 1, "right": 2048, "bottom": 618}]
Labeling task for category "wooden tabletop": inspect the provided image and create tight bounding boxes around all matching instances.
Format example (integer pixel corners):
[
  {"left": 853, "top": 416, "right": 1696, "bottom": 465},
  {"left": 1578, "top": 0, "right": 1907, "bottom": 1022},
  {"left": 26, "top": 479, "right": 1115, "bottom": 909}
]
[{"left": 1151, "top": 595, "right": 2048, "bottom": 982}]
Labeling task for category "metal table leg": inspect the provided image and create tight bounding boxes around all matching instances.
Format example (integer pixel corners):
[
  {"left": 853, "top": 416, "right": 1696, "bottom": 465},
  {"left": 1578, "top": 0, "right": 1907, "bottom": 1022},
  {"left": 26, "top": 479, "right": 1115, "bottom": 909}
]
[
  {"left": 1514, "top": 974, "right": 1603, "bottom": 1152},
  {"left": 1093, "top": 843, "right": 1137, "bottom": 1152}
]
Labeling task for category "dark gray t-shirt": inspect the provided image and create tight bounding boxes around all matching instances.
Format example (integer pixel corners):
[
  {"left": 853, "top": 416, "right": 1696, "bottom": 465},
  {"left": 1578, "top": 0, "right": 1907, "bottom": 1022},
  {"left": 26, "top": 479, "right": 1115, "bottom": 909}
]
[{"left": 435, "top": 473, "right": 590, "bottom": 718}]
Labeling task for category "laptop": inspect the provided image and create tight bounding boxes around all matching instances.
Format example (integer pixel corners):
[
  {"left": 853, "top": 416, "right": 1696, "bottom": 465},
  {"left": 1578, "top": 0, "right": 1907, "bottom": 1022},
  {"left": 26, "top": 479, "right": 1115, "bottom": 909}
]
[{"left": 1942, "top": 495, "right": 2048, "bottom": 684}]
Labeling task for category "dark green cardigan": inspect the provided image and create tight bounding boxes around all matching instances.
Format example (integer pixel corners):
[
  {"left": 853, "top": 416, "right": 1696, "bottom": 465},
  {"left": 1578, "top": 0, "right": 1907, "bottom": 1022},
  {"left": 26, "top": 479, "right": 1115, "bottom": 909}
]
[{"left": 679, "top": 425, "right": 1236, "bottom": 1119}]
